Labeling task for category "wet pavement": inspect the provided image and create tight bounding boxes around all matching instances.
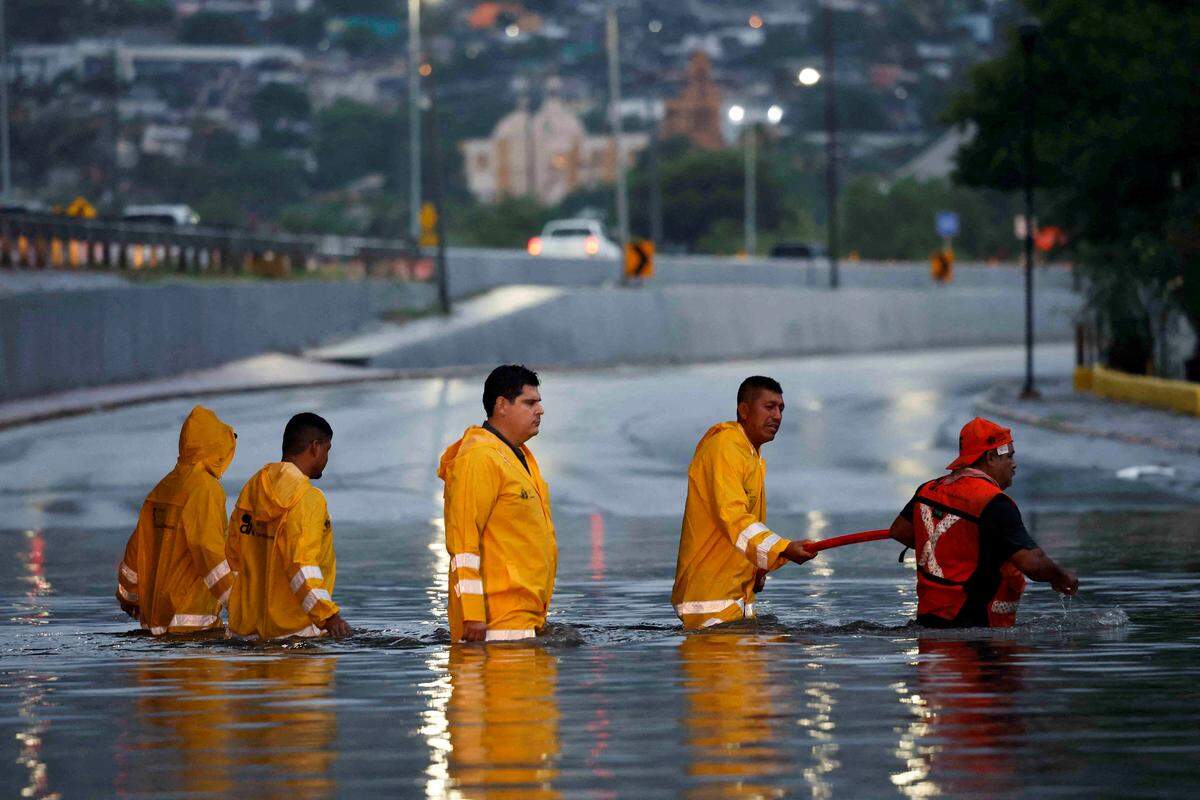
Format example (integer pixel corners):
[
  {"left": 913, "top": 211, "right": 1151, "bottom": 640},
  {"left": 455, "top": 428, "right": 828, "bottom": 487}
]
[{"left": 2, "top": 343, "right": 1199, "bottom": 798}]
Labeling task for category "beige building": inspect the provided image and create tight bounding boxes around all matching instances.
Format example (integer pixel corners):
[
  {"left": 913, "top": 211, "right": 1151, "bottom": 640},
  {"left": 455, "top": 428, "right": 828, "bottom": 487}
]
[
  {"left": 460, "top": 89, "right": 648, "bottom": 205},
  {"left": 663, "top": 51, "right": 724, "bottom": 151}
]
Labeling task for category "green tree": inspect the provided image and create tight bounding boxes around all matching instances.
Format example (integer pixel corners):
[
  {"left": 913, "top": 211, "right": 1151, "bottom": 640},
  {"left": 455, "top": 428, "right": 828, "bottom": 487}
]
[
  {"left": 947, "top": 0, "right": 1200, "bottom": 377},
  {"left": 313, "top": 100, "right": 401, "bottom": 190},
  {"left": 251, "top": 83, "right": 312, "bottom": 149}
]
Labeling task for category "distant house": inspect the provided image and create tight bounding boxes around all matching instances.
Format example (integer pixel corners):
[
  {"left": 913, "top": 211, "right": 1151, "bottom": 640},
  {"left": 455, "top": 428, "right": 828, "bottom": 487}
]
[{"left": 460, "top": 83, "right": 648, "bottom": 205}]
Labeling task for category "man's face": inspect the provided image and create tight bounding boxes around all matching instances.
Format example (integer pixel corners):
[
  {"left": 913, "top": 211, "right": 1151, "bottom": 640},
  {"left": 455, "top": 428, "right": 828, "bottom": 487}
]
[
  {"left": 498, "top": 385, "right": 543, "bottom": 443},
  {"left": 738, "top": 390, "right": 784, "bottom": 448},
  {"left": 310, "top": 438, "right": 332, "bottom": 480},
  {"left": 988, "top": 446, "right": 1016, "bottom": 489}
]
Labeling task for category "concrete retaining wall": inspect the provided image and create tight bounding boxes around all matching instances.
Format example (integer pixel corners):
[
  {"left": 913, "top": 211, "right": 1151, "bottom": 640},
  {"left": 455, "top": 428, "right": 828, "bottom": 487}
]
[
  {"left": 0, "top": 279, "right": 436, "bottom": 400},
  {"left": 364, "top": 284, "right": 1081, "bottom": 370},
  {"left": 444, "top": 248, "right": 1076, "bottom": 298}
]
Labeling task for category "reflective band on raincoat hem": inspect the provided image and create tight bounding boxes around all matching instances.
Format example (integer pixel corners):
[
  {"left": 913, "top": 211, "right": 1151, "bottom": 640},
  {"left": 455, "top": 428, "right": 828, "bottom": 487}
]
[
  {"left": 120, "top": 563, "right": 138, "bottom": 584},
  {"left": 735, "top": 522, "right": 769, "bottom": 554},
  {"left": 149, "top": 614, "right": 219, "bottom": 634},
  {"left": 990, "top": 601, "right": 1019, "bottom": 614},
  {"left": 302, "top": 588, "right": 332, "bottom": 612},
  {"left": 289, "top": 565, "right": 324, "bottom": 593},
  {"left": 485, "top": 628, "right": 535, "bottom": 641},
  {"left": 203, "top": 560, "right": 231, "bottom": 588},
  {"left": 450, "top": 553, "right": 481, "bottom": 571},
  {"left": 756, "top": 533, "right": 781, "bottom": 569},
  {"left": 455, "top": 579, "right": 484, "bottom": 596},
  {"left": 118, "top": 584, "right": 138, "bottom": 603},
  {"left": 675, "top": 598, "right": 753, "bottom": 618}
]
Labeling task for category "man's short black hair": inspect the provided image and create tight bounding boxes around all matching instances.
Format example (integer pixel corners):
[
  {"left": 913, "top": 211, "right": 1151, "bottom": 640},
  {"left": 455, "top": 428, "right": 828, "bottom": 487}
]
[
  {"left": 483, "top": 364, "right": 540, "bottom": 416},
  {"left": 282, "top": 412, "right": 332, "bottom": 457},
  {"left": 737, "top": 375, "right": 783, "bottom": 405}
]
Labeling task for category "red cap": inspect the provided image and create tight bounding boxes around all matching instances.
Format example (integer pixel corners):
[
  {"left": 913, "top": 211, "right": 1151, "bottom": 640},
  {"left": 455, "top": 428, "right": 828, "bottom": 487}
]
[{"left": 946, "top": 417, "right": 1013, "bottom": 470}]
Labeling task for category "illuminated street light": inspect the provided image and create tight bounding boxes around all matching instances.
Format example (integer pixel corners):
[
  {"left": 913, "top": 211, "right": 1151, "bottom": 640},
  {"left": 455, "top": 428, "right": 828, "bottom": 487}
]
[
  {"left": 797, "top": 67, "right": 821, "bottom": 86},
  {"left": 505, "top": 23, "right": 520, "bottom": 38},
  {"left": 728, "top": 104, "right": 783, "bottom": 256},
  {"left": 728, "top": 104, "right": 746, "bottom": 124},
  {"left": 648, "top": 19, "right": 662, "bottom": 33},
  {"left": 748, "top": 14, "right": 764, "bottom": 29},
  {"left": 766, "top": 104, "right": 784, "bottom": 124}
]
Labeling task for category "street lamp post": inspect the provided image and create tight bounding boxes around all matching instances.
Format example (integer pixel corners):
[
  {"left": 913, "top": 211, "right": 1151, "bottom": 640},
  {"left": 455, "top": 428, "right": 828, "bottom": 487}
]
[
  {"left": 0, "top": 0, "right": 10, "bottom": 200},
  {"left": 606, "top": 0, "right": 630, "bottom": 262},
  {"left": 729, "top": 104, "right": 782, "bottom": 258},
  {"left": 407, "top": 0, "right": 422, "bottom": 245},
  {"left": 823, "top": 1, "right": 839, "bottom": 289},
  {"left": 1019, "top": 20, "right": 1040, "bottom": 399}
]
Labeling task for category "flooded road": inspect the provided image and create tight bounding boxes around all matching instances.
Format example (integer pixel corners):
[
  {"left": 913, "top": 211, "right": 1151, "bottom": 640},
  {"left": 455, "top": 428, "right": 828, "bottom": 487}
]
[{"left": 3, "top": 344, "right": 1199, "bottom": 798}]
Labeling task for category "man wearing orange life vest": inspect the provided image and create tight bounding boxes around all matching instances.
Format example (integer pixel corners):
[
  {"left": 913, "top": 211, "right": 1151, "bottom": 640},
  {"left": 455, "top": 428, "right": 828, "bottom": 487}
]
[
  {"left": 226, "top": 412, "right": 351, "bottom": 639},
  {"left": 672, "top": 376, "right": 817, "bottom": 629},
  {"left": 888, "top": 417, "right": 1077, "bottom": 628},
  {"left": 116, "top": 405, "right": 237, "bottom": 635},
  {"left": 438, "top": 364, "right": 557, "bottom": 643}
]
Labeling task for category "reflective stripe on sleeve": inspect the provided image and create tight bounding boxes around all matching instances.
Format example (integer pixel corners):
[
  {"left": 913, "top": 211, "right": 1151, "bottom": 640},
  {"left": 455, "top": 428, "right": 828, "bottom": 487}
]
[
  {"left": 282, "top": 624, "right": 324, "bottom": 639},
  {"left": 289, "top": 565, "right": 325, "bottom": 593},
  {"left": 120, "top": 563, "right": 138, "bottom": 584},
  {"left": 990, "top": 600, "right": 1019, "bottom": 615},
  {"left": 450, "top": 553, "right": 481, "bottom": 572},
  {"left": 203, "top": 560, "right": 231, "bottom": 588},
  {"left": 485, "top": 628, "right": 535, "bottom": 641},
  {"left": 301, "top": 588, "right": 332, "bottom": 612},
  {"left": 454, "top": 579, "right": 484, "bottom": 596},
  {"left": 756, "top": 533, "right": 781, "bottom": 568},
  {"left": 735, "top": 522, "right": 769, "bottom": 554},
  {"left": 118, "top": 584, "right": 139, "bottom": 603}
]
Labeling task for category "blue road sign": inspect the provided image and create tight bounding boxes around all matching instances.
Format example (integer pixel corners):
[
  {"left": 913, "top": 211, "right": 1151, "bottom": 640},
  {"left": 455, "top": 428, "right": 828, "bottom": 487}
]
[{"left": 936, "top": 211, "right": 960, "bottom": 238}]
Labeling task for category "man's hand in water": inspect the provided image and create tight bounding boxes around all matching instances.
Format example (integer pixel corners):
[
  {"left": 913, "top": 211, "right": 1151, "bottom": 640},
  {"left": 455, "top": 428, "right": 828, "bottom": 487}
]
[
  {"left": 323, "top": 613, "right": 352, "bottom": 638},
  {"left": 463, "top": 621, "right": 488, "bottom": 642},
  {"left": 1051, "top": 570, "right": 1079, "bottom": 596},
  {"left": 783, "top": 539, "right": 819, "bottom": 564},
  {"left": 753, "top": 569, "right": 767, "bottom": 593}
]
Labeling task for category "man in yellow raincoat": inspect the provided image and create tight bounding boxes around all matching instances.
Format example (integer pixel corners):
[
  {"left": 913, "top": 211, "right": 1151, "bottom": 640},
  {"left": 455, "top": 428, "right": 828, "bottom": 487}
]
[
  {"left": 226, "top": 412, "right": 350, "bottom": 639},
  {"left": 672, "top": 376, "right": 817, "bottom": 629},
  {"left": 438, "top": 364, "right": 557, "bottom": 643},
  {"left": 116, "top": 405, "right": 237, "bottom": 635}
]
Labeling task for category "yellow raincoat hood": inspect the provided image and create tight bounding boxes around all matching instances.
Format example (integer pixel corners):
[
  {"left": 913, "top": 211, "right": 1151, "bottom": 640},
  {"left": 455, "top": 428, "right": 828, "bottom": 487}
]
[
  {"left": 178, "top": 405, "right": 237, "bottom": 479},
  {"left": 248, "top": 462, "right": 312, "bottom": 521},
  {"left": 437, "top": 425, "right": 503, "bottom": 482}
]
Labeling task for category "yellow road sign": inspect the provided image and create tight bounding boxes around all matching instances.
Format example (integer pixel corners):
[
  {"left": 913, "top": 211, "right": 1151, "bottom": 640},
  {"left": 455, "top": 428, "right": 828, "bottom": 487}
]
[
  {"left": 624, "top": 239, "right": 654, "bottom": 279},
  {"left": 419, "top": 202, "right": 439, "bottom": 246},
  {"left": 65, "top": 196, "right": 97, "bottom": 218}
]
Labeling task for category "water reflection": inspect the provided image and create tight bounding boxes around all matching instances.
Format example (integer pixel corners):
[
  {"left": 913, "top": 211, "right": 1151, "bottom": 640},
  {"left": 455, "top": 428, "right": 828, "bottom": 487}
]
[
  {"left": 678, "top": 633, "right": 788, "bottom": 798},
  {"left": 117, "top": 656, "right": 337, "bottom": 798},
  {"left": 893, "top": 638, "right": 1026, "bottom": 798},
  {"left": 446, "top": 645, "right": 560, "bottom": 798}
]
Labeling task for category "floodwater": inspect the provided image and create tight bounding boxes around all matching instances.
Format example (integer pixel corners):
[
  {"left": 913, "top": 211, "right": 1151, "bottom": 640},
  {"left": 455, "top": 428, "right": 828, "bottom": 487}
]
[{"left": 3, "top": 344, "right": 1199, "bottom": 798}]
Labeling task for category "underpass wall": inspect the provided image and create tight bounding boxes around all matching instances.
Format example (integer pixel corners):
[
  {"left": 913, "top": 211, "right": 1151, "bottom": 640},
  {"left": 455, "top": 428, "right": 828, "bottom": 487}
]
[
  {"left": 0, "top": 280, "right": 436, "bottom": 401},
  {"left": 364, "top": 284, "right": 1081, "bottom": 370}
]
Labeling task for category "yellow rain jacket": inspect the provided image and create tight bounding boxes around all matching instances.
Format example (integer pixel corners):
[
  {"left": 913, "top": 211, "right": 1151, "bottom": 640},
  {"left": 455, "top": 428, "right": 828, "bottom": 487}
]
[
  {"left": 226, "top": 462, "right": 339, "bottom": 639},
  {"left": 438, "top": 426, "right": 557, "bottom": 642},
  {"left": 116, "top": 405, "right": 237, "bottom": 635},
  {"left": 671, "top": 422, "right": 792, "bottom": 629}
]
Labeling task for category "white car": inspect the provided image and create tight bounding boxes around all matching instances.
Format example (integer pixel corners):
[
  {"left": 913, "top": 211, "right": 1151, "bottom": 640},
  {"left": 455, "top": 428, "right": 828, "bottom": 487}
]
[{"left": 527, "top": 219, "right": 621, "bottom": 259}]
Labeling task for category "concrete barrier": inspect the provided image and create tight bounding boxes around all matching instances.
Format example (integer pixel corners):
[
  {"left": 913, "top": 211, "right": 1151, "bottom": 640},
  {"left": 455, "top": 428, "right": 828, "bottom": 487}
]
[
  {"left": 0, "top": 279, "right": 436, "bottom": 401},
  {"left": 444, "top": 248, "right": 1076, "bottom": 298},
  {"left": 352, "top": 283, "right": 1080, "bottom": 371},
  {"left": 1076, "top": 365, "right": 1200, "bottom": 416}
]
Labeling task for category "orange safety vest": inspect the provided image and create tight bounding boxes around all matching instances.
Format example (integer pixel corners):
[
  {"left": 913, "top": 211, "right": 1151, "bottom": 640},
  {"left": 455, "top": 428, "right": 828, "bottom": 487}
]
[{"left": 912, "top": 469, "right": 1026, "bottom": 628}]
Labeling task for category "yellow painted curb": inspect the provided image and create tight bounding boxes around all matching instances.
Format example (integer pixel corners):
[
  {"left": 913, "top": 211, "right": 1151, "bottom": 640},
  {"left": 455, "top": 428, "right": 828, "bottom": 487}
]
[{"left": 1081, "top": 365, "right": 1200, "bottom": 416}]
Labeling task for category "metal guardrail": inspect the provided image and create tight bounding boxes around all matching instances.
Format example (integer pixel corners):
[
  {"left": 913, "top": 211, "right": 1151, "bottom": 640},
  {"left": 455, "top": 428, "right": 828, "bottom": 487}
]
[{"left": 0, "top": 212, "right": 431, "bottom": 280}]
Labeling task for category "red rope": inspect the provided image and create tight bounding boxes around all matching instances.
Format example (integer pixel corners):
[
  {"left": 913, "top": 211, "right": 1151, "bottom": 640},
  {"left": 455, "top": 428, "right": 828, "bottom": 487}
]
[{"left": 808, "top": 529, "right": 893, "bottom": 552}]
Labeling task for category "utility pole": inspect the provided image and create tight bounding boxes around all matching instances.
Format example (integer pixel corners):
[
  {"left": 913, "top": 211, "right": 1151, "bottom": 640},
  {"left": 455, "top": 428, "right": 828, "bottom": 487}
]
[
  {"left": 0, "top": 0, "right": 11, "bottom": 200},
  {"left": 648, "top": 95, "right": 663, "bottom": 247},
  {"left": 407, "top": 0, "right": 422, "bottom": 245},
  {"left": 424, "top": 67, "right": 450, "bottom": 314},
  {"left": 744, "top": 123, "right": 756, "bottom": 256},
  {"left": 823, "top": 2, "right": 839, "bottom": 289},
  {"left": 605, "top": 1, "right": 630, "bottom": 260},
  {"left": 1019, "top": 21, "right": 1041, "bottom": 399}
]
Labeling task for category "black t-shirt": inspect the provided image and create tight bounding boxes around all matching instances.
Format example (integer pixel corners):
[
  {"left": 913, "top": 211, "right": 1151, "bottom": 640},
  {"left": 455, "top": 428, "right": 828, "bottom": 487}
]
[
  {"left": 899, "top": 488, "right": 1038, "bottom": 627},
  {"left": 482, "top": 421, "right": 530, "bottom": 474}
]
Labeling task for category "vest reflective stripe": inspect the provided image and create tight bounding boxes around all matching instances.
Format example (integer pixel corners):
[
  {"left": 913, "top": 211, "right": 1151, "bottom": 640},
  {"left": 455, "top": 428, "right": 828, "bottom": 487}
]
[{"left": 917, "top": 504, "right": 961, "bottom": 579}]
